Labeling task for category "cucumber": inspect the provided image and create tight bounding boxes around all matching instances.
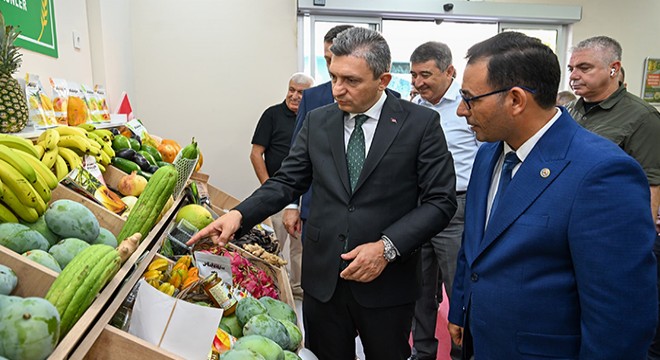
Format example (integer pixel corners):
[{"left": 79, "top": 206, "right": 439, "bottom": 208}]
[
  {"left": 111, "top": 157, "right": 141, "bottom": 174},
  {"left": 137, "top": 150, "right": 157, "bottom": 166},
  {"left": 140, "top": 145, "right": 163, "bottom": 162}
]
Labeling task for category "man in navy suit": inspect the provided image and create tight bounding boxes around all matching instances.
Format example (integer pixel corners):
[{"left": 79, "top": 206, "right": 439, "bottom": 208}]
[
  {"left": 190, "top": 27, "right": 457, "bottom": 360},
  {"left": 448, "top": 31, "right": 657, "bottom": 359}
]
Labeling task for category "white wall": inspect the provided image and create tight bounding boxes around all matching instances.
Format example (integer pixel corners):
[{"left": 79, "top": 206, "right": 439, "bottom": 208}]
[
  {"left": 15, "top": 0, "right": 94, "bottom": 95},
  {"left": 13, "top": 0, "right": 660, "bottom": 199}
]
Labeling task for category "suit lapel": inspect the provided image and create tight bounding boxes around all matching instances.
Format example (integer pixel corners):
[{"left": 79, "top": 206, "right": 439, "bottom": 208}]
[
  {"left": 352, "top": 94, "right": 407, "bottom": 194},
  {"left": 476, "top": 112, "right": 577, "bottom": 257}
]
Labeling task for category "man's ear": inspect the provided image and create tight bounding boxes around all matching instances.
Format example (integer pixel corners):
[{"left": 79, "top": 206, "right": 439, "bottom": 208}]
[
  {"left": 379, "top": 73, "right": 392, "bottom": 90},
  {"left": 509, "top": 87, "right": 528, "bottom": 116},
  {"left": 446, "top": 64, "right": 456, "bottom": 78}
]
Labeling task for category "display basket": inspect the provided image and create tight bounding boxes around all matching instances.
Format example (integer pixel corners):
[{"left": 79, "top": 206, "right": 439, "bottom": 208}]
[{"left": 171, "top": 152, "right": 199, "bottom": 200}]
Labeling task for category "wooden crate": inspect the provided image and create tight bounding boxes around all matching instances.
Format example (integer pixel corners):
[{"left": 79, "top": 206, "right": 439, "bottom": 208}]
[{"left": 0, "top": 245, "right": 58, "bottom": 297}]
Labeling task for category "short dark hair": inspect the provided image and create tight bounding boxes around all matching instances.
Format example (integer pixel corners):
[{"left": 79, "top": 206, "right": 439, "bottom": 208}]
[
  {"left": 466, "top": 31, "right": 560, "bottom": 109},
  {"left": 410, "top": 41, "right": 453, "bottom": 71},
  {"left": 330, "top": 27, "right": 391, "bottom": 79},
  {"left": 324, "top": 25, "right": 354, "bottom": 43}
]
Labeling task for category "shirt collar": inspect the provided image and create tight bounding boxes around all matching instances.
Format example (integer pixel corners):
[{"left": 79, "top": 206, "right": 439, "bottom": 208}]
[
  {"left": 503, "top": 107, "right": 562, "bottom": 162},
  {"left": 349, "top": 91, "right": 387, "bottom": 121}
]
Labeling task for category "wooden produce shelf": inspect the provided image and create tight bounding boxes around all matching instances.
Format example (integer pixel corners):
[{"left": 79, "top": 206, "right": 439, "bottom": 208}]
[{"left": 0, "top": 245, "right": 58, "bottom": 297}]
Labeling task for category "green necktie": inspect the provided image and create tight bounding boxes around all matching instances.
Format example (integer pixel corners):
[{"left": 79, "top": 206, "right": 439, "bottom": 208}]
[{"left": 347, "top": 114, "right": 368, "bottom": 192}]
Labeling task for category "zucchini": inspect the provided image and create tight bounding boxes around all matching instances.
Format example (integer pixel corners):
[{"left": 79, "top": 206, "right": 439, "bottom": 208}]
[
  {"left": 116, "top": 166, "right": 178, "bottom": 243},
  {"left": 111, "top": 157, "right": 140, "bottom": 174}
]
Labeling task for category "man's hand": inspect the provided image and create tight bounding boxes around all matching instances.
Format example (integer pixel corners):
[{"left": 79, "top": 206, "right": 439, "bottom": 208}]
[
  {"left": 283, "top": 208, "right": 302, "bottom": 237},
  {"left": 448, "top": 322, "right": 464, "bottom": 347},
  {"left": 339, "top": 240, "right": 388, "bottom": 282},
  {"left": 187, "top": 210, "right": 243, "bottom": 247}
]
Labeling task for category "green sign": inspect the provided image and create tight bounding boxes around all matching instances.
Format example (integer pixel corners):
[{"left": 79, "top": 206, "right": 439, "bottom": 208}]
[
  {"left": 0, "top": 0, "right": 58, "bottom": 58},
  {"left": 642, "top": 58, "right": 660, "bottom": 105}
]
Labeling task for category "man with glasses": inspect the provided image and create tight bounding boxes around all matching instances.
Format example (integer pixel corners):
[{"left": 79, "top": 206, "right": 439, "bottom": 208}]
[
  {"left": 408, "top": 41, "right": 479, "bottom": 360},
  {"left": 448, "top": 31, "right": 657, "bottom": 359}
]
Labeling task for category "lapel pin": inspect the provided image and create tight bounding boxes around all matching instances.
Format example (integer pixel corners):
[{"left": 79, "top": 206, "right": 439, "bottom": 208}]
[
  {"left": 391, "top": 118, "right": 397, "bottom": 124},
  {"left": 540, "top": 168, "right": 550, "bottom": 178}
]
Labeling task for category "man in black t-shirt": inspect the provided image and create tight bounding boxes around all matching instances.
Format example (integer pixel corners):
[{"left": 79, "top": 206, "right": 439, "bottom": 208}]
[{"left": 250, "top": 72, "right": 313, "bottom": 299}]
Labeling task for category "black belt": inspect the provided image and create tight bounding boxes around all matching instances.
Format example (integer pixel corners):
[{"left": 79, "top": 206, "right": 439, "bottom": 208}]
[{"left": 456, "top": 191, "right": 467, "bottom": 196}]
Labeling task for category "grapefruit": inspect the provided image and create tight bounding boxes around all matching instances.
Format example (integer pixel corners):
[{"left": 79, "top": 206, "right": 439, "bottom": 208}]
[{"left": 175, "top": 204, "right": 213, "bottom": 231}]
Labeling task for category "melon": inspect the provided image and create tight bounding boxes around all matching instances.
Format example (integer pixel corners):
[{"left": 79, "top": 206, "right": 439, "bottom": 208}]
[
  {"left": 174, "top": 204, "right": 213, "bottom": 231},
  {"left": 259, "top": 296, "right": 297, "bottom": 324},
  {"left": 0, "top": 296, "right": 60, "bottom": 360}
]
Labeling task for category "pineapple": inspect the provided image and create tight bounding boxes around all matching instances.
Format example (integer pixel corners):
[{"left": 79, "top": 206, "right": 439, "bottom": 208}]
[{"left": 0, "top": 11, "right": 28, "bottom": 133}]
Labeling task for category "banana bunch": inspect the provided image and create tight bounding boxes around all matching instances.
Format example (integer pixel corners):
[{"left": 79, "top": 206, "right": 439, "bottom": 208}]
[
  {"left": 36, "top": 125, "right": 115, "bottom": 180},
  {"left": 0, "top": 135, "right": 59, "bottom": 223}
]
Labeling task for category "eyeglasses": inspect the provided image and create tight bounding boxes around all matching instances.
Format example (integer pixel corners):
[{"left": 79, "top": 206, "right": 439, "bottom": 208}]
[{"left": 459, "top": 86, "right": 536, "bottom": 110}]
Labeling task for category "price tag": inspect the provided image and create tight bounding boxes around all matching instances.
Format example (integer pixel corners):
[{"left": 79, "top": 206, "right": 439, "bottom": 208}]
[{"left": 125, "top": 119, "right": 148, "bottom": 138}]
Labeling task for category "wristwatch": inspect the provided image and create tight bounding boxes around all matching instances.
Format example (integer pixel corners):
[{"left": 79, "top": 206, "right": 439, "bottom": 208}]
[{"left": 382, "top": 238, "right": 397, "bottom": 262}]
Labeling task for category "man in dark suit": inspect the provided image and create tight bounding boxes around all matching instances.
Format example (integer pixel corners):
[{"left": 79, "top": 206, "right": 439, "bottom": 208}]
[
  {"left": 189, "top": 27, "right": 457, "bottom": 359},
  {"left": 448, "top": 32, "right": 657, "bottom": 359}
]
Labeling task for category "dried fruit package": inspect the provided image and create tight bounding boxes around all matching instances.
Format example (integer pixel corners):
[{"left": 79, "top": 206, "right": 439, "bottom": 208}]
[
  {"left": 82, "top": 84, "right": 103, "bottom": 123},
  {"left": 67, "top": 81, "right": 91, "bottom": 126},
  {"left": 24, "top": 73, "right": 57, "bottom": 129},
  {"left": 49, "top": 77, "right": 69, "bottom": 125},
  {"left": 94, "top": 85, "right": 111, "bottom": 121}
]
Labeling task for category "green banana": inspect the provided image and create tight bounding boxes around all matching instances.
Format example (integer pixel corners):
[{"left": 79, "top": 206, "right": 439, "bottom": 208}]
[
  {"left": 0, "top": 144, "right": 37, "bottom": 183},
  {"left": 13, "top": 150, "right": 58, "bottom": 190},
  {"left": 0, "top": 134, "right": 39, "bottom": 158},
  {"left": 0, "top": 201, "right": 18, "bottom": 223}
]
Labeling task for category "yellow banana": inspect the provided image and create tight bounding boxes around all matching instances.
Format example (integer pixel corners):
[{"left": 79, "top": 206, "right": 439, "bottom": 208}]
[
  {"left": 41, "top": 146, "right": 59, "bottom": 169},
  {"left": 77, "top": 123, "right": 96, "bottom": 131},
  {"left": 13, "top": 149, "right": 59, "bottom": 190},
  {"left": 58, "top": 147, "right": 82, "bottom": 172},
  {"left": 0, "top": 182, "right": 39, "bottom": 223},
  {"left": 33, "top": 143, "right": 45, "bottom": 158},
  {"left": 0, "top": 144, "right": 37, "bottom": 184},
  {"left": 97, "top": 163, "right": 106, "bottom": 173},
  {"left": 0, "top": 135, "right": 39, "bottom": 158},
  {"left": 58, "top": 135, "right": 93, "bottom": 155},
  {"left": 54, "top": 155, "right": 69, "bottom": 181},
  {"left": 0, "top": 201, "right": 19, "bottom": 223},
  {"left": 0, "top": 158, "right": 40, "bottom": 209},
  {"left": 148, "top": 258, "right": 170, "bottom": 272},
  {"left": 96, "top": 149, "right": 111, "bottom": 166},
  {"left": 87, "top": 132, "right": 113, "bottom": 158},
  {"left": 54, "top": 125, "right": 88, "bottom": 137},
  {"left": 37, "top": 128, "right": 60, "bottom": 151},
  {"left": 30, "top": 169, "right": 52, "bottom": 203},
  {"left": 91, "top": 129, "right": 114, "bottom": 143}
]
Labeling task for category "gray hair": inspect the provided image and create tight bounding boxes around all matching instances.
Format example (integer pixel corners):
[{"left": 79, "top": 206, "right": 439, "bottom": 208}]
[
  {"left": 290, "top": 72, "right": 314, "bottom": 87},
  {"left": 330, "top": 27, "right": 391, "bottom": 79},
  {"left": 572, "top": 36, "right": 622, "bottom": 66},
  {"left": 410, "top": 41, "right": 453, "bottom": 71}
]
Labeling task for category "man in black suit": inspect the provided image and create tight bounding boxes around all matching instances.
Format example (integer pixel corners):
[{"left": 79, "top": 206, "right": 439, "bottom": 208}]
[{"left": 189, "top": 27, "right": 457, "bottom": 360}]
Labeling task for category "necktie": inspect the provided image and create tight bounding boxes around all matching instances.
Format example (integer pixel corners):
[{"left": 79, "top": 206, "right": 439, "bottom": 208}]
[
  {"left": 489, "top": 151, "right": 520, "bottom": 221},
  {"left": 346, "top": 114, "right": 368, "bottom": 192}
]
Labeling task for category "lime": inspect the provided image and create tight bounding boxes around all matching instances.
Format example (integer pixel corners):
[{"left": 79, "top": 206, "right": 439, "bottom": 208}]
[{"left": 128, "top": 137, "right": 141, "bottom": 151}]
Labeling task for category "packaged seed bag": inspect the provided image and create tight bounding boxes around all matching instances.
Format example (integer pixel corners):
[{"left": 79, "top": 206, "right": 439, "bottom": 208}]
[
  {"left": 82, "top": 84, "right": 103, "bottom": 123},
  {"left": 25, "top": 73, "right": 57, "bottom": 129},
  {"left": 94, "top": 84, "right": 111, "bottom": 121},
  {"left": 66, "top": 81, "right": 90, "bottom": 126},
  {"left": 49, "top": 77, "right": 69, "bottom": 125}
]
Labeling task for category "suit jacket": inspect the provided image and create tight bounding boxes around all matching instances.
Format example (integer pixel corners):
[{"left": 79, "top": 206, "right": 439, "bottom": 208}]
[
  {"left": 291, "top": 82, "right": 402, "bottom": 219},
  {"left": 448, "top": 110, "right": 657, "bottom": 359},
  {"left": 237, "top": 92, "right": 457, "bottom": 307}
]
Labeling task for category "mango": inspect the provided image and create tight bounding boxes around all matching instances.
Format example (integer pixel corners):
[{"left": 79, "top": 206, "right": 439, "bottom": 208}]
[
  {"left": 233, "top": 335, "right": 284, "bottom": 360},
  {"left": 174, "top": 204, "right": 213, "bottom": 231},
  {"left": 23, "top": 250, "right": 62, "bottom": 273},
  {"left": 0, "top": 296, "right": 60, "bottom": 360},
  {"left": 0, "top": 223, "right": 50, "bottom": 253},
  {"left": 48, "top": 238, "right": 90, "bottom": 269},
  {"left": 236, "top": 296, "right": 268, "bottom": 327},
  {"left": 259, "top": 296, "right": 297, "bottom": 324},
  {"left": 22, "top": 216, "right": 59, "bottom": 247},
  {"left": 44, "top": 199, "right": 100, "bottom": 243},
  {"left": 279, "top": 319, "right": 302, "bottom": 351},
  {"left": 220, "top": 349, "right": 266, "bottom": 360},
  {"left": 220, "top": 314, "right": 243, "bottom": 338},
  {"left": 0, "top": 265, "right": 17, "bottom": 296},
  {"left": 243, "top": 314, "right": 290, "bottom": 351},
  {"left": 283, "top": 350, "right": 302, "bottom": 360},
  {"left": 92, "top": 227, "right": 118, "bottom": 247}
]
